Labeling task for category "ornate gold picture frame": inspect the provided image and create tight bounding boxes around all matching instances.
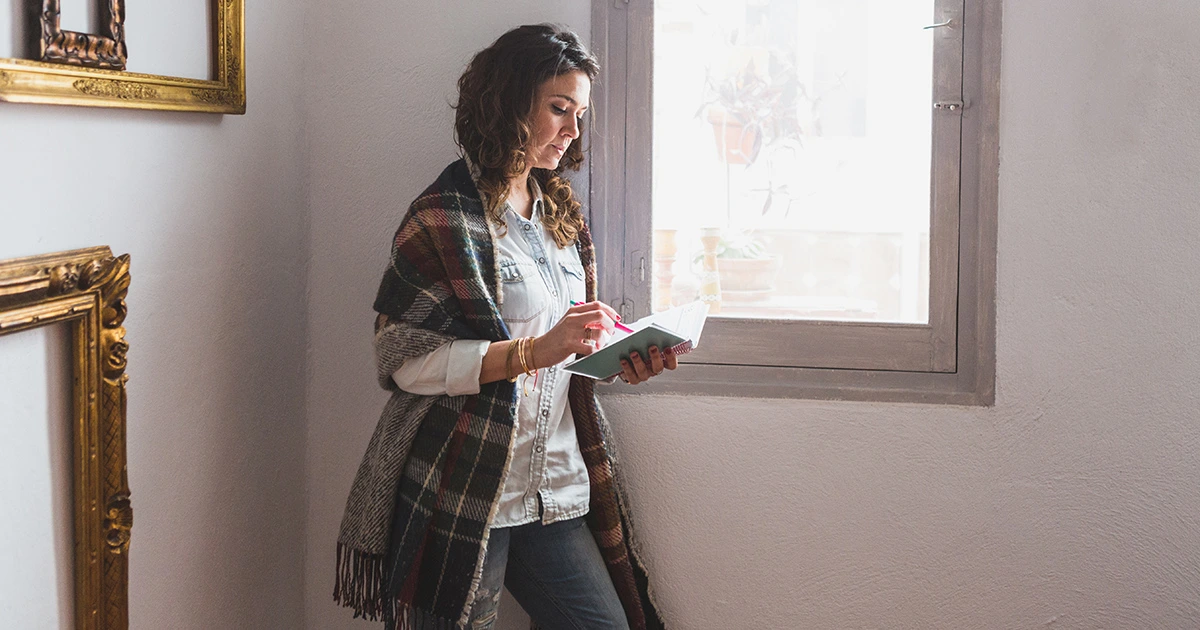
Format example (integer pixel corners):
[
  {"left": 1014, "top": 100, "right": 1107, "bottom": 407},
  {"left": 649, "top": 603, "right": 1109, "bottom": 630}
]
[
  {"left": 35, "top": 0, "right": 128, "bottom": 70},
  {"left": 0, "top": 0, "right": 244, "bottom": 114},
  {"left": 0, "top": 247, "right": 132, "bottom": 629}
]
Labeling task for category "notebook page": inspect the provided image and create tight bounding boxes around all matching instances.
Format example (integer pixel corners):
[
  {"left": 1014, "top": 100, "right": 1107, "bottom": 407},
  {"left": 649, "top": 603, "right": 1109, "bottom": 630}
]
[{"left": 625, "top": 301, "right": 710, "bottom": 347}]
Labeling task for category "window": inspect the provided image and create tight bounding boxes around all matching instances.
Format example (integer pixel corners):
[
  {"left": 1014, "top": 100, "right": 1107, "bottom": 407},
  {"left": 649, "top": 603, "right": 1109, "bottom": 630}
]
[{"left": 589, "top": 0, "right": 999, "bottom": 404}]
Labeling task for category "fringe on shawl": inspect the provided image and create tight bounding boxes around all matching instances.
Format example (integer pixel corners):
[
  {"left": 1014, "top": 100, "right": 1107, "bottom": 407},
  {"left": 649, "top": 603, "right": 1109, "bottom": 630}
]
[
  {"left": 333, "top": 542, "right": 389, "bottom": 621},
  {"left": 334, "top": 543, "right": 461, "bottom": 630}
]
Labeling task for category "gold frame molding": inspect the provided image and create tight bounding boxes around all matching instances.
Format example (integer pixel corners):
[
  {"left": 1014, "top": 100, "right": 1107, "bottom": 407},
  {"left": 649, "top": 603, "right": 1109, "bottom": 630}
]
[
  {"left": 35, "top": 0, "right": 129, "bottom": 70},
  {"left": 0, "top": 247, "right": 132, "bottom": 629},
  {"left": 0, "top": 0, "right": 244, "bottom": 114}
]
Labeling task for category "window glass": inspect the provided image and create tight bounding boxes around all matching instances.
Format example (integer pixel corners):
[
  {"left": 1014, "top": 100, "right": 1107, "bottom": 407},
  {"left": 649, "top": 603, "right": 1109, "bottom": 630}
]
[{"left": 652, "top": 0, "right": 935, "bottom": 323}]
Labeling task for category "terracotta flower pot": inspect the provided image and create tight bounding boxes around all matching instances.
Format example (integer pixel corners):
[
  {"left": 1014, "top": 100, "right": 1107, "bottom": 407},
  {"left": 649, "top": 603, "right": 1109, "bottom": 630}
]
[
  {"left": 717, "top": 256, "right": 782, "bottom": 293},
  {"left": 707, "top": 108, "right": 761, "bottom": 164}
]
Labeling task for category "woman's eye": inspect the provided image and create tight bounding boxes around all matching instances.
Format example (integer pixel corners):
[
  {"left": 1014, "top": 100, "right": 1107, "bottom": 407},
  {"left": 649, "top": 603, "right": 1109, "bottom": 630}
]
[{"left": 551, "top": 105, "right": 568, "bottom": 115}]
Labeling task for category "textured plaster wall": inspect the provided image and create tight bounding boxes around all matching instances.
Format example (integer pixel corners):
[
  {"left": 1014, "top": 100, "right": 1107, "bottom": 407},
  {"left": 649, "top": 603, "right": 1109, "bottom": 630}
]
[
  {"left": 304, "top": 0, "right": 1200, "bottom": 628},
  {"left": 0, "top": 1, "right": 310, "bottom": 627}
]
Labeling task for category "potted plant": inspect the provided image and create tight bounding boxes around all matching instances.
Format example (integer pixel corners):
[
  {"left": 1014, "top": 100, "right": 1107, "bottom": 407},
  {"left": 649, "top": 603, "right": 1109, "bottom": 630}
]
[
  {"left": 698, "top": 50, "right": 809, "bottom": 168},
  {"left": 702, "top": 59, "right": 766, "bottom": 164},
  {"left": 695, "top": 48, "right": 814, "bottom": 301},
  {"left": 694, "top": 231, "right": 782, "bottom": 300}
]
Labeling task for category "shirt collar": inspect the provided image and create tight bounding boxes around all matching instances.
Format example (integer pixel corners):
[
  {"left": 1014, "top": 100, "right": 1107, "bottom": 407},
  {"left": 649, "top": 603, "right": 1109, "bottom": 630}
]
[
  {"left": 463, "top": 155, "right": 544, "bottom": 223},
  {"left": 506, "top": 183, "right": 543, "bottom": 225}
]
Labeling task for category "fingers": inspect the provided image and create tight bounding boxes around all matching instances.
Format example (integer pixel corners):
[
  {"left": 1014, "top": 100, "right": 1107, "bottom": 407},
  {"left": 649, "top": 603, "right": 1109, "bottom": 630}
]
[
  {"left": 571, "top": 335, "right": 597, "bottom": 356},
  {"left": 617, "top": 348, "right": 675, "bottom": 385},
  {"left": 593, "top": 301, "right": 622, "bottom": 324},
  {"left": 581, "top": 327, "right": 604, "bottom": 351},
  {"left": 571, "top": 310, "right": 615, "bottom": 335},
  {"left": 648, "top": 346, "right": 666, "bottom": 375},
  {"left": 619, "top": 358, "right": 639, "bottom": 384},
  {"left": 628, "top": 351, "right": 652, "bottom": 382},
  {"left": 569, "top": 300, "right": 622, "bottom": 326}
]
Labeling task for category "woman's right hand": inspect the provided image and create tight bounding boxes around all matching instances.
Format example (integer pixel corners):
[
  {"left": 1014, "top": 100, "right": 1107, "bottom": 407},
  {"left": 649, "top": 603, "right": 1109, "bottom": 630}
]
[{"left": 534, "top": 301, "right": 620, "bottom": 367}]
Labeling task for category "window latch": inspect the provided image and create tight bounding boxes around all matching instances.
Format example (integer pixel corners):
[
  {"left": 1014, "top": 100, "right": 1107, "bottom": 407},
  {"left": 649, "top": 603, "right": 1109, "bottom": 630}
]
[{"left": 934, "top": 100, "right": 966, "bottom": 112}]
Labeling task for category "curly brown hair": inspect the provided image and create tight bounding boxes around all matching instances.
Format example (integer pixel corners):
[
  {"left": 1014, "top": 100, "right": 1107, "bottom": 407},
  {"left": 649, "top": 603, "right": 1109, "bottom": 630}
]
[{"left": 454, "top": 24, "right": 599, "bottom": 249}]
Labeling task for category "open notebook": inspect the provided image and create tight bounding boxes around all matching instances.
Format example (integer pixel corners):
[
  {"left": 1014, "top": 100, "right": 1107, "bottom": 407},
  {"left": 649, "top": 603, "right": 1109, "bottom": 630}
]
[{"left": 563, "top": 301, "right": 710, "bottom": 380}]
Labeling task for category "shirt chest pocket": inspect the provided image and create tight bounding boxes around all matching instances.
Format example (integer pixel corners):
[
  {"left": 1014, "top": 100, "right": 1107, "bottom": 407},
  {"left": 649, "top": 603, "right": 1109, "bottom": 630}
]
[
  {"left": 499, "top": 258, "right": 549, "bottom": 324},
  {"left": 560, "top": 260, "right": 587, "bottom": 304}
]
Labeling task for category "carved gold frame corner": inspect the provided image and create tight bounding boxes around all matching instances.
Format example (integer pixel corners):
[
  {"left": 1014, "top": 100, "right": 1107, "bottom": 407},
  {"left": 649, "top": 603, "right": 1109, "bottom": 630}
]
[
  {"left": 0, "top": 0, "right": 244, "bottom": 114},
  {"left": 36, "top": 0, "right": 129, "bottom": 70},
  {"left": 0, "top": 247, "right": 132, "bottom": 630}
]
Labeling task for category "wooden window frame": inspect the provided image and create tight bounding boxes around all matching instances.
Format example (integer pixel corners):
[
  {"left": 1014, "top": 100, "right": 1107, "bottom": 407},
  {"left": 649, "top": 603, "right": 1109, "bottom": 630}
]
[{"left": 588, "top": 0, "right": 999, "bottom": 404}]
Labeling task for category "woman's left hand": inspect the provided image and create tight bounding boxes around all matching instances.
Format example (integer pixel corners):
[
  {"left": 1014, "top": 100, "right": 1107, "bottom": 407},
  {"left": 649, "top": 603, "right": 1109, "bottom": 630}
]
[{"left": 619, "top": 346, "right": 678, "bottom": 385}]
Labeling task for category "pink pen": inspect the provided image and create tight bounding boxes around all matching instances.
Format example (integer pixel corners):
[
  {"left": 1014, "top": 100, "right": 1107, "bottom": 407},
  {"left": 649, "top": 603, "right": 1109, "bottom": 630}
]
[{"left": 570, "top": 300, "right": 634, "bottom": 333}]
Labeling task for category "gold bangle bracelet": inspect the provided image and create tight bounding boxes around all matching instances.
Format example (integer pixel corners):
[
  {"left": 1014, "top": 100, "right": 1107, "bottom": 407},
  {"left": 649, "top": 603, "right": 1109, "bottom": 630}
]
[
  {"left": 524, "top": 336, "right": 538, "bottom": 375},
  {"left": 516, "top": 336, "right": 531, "bottom": 376},
  {"left": 504, "top": 339, "right": 520, "bottom": 383}
]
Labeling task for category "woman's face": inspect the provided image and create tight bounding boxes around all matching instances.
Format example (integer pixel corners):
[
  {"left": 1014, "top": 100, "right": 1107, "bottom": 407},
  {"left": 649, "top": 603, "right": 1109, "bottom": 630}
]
[{"left": 527, "top": 70, "right": 591, "bottom": 171}]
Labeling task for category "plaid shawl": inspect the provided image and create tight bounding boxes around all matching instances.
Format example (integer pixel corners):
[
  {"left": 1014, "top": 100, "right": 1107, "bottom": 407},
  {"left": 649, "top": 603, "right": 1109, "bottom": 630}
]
[{"left": 335, "top": 159, "right": 666, "bottom": 630}]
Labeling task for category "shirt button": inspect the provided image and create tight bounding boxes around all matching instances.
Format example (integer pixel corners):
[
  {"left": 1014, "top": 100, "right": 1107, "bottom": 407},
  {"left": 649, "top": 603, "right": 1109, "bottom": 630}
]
[
  {"left": 523, "top": 224, "right": 532, "bottom": 231},
  {"left": 535, "top": 445, "right": 544, "bottom": 453},
  {"left": 541, "top": 408, "right": 549, "bottom": 417},
  {"left": 538, "top": 257, "right": 546, "bottom": 264}
]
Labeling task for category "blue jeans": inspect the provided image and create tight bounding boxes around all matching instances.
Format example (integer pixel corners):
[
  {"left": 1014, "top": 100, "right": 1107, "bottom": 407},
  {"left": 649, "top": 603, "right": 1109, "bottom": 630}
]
[{"left": 467, "top": 516, "right": 630, "bottom": 630}]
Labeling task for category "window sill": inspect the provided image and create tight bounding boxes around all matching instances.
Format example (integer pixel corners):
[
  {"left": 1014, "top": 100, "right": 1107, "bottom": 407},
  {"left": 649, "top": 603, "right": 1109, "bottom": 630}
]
[{"left": 598, "top": 362, "right": 993, "bottom": 406}]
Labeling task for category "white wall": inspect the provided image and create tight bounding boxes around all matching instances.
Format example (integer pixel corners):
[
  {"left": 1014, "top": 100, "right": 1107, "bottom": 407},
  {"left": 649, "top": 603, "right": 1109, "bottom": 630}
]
[
  {"left": 304, "top": 1, "right": 1200, "bottom": 629},
  {"left": 0, "top": 1, "right": 309, "bottom": 627},
  {"left": 0, "top": 326, "right": 74, "bottom": 629}
]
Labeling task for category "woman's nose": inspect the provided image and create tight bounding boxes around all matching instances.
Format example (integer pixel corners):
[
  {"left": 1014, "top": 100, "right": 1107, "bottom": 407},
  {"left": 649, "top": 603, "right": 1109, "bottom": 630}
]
[{"left": 563, "top": 118, "right": 580, "bottom": 139}]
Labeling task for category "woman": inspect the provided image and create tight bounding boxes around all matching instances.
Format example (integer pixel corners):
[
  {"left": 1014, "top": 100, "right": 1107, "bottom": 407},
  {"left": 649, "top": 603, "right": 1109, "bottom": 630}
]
[{"left": 335, "top": 24, "right": 672, "bottom": 630}]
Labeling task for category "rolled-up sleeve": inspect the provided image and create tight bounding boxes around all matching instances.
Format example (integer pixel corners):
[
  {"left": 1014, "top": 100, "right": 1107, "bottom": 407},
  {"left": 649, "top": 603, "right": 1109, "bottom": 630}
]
[{"left": 392, "top": 339, "right": 491, "bottom": 396}]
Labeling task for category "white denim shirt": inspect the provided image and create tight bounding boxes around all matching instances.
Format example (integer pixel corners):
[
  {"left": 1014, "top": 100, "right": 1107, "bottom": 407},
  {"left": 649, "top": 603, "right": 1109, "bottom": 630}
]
[{"left": 391, "top": 182, "right": 591, "bottom": 528}]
